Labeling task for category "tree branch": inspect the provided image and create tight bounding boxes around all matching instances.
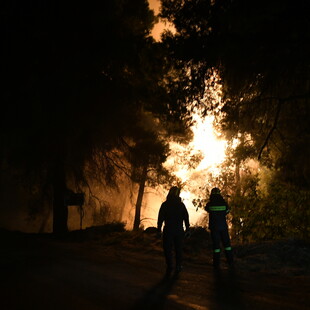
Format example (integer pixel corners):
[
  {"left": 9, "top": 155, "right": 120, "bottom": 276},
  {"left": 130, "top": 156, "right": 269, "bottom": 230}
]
[
  {"left": 105, "top": 153, "right": 131, "bottom": 178},
  {"left": 258, "top": 99, "right": 283, "bottom": 160}
]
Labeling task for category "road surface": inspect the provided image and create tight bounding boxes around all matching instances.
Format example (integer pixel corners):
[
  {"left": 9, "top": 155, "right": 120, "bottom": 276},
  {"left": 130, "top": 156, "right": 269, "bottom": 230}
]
[{"left": 0, "top": 232, "right": 309, "bottom": 310}]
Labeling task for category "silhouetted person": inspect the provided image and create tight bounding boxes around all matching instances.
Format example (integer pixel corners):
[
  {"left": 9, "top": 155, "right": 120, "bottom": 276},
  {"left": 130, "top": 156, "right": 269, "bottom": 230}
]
[
  {"left": 205, "top": 187, "right": 233, "bottom": 269},
  {"left": 157, "top": 186, "right": 190, "bottom": 276}
]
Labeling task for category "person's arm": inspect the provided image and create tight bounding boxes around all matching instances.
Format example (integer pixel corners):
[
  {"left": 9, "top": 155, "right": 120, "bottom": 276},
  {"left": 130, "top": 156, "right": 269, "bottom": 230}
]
[
  {"left": 157, "top": 203, "right": 165, "bottom": 232},
  {"left": 205, "top": 201, "right": 210, "bottom": 213},
  {"left": 182, "top": 203, "right": 190, "bottom": 231}
]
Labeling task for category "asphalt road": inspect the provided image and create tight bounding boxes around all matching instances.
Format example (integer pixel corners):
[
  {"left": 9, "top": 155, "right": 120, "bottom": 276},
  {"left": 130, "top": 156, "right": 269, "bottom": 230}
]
[{"left": 0, "top": 234, "right": 309, "bottom": 310}]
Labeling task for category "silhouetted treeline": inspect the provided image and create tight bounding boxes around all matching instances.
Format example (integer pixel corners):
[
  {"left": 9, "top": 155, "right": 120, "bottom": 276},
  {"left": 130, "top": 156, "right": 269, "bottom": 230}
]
[{"left": 0, "top": 1, "right": 190, "bottom": 233}]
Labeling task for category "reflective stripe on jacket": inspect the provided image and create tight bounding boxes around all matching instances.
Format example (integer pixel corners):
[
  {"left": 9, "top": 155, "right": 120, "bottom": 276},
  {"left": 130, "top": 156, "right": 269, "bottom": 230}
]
[{"left": 205, "top": 194, "right": 229, "bottom": 230}]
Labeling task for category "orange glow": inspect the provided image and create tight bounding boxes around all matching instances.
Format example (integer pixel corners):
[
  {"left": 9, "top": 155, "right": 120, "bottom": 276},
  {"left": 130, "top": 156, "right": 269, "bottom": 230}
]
[
  {"left": 190, "top": 113, "right": 227, "bottom": 172},
  {"left": 148, "top": 0, "right": 176, "bottom": 41},
  {"left": 135, "top": 59, "right": 228, "bottom": 228},
  {"left": 140, "top": 110, "right": 228, "bottom": 229},
  {"left": 148, "top": 0, "right": 160, "bottom": 14}
]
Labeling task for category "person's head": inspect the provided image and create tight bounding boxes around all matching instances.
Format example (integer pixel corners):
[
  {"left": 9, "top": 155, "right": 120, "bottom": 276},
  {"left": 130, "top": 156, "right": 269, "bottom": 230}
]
[
  {"left": 209, "top": 187, "right": 224, "bottom": 202},
  {"left": 211, "top": 187, "right": 221, "bottom": 196},
  {"left": 166, "top": 186, "right": 181, "bottom": 201}
]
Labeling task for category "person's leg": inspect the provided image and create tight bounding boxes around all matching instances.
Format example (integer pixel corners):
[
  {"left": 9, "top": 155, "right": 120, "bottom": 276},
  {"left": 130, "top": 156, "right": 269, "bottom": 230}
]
[
  {"left": 221, "top": 228, "right": 233, "bottom": 265},
  {"left": 163, "top": 233, "right": 174, "bottom": 275},
  {"left": 174, "top": 233, "right": 184, "bottom": 272},
  {"left": 211, "top": 230, "right": 221, "bottom": 268}
]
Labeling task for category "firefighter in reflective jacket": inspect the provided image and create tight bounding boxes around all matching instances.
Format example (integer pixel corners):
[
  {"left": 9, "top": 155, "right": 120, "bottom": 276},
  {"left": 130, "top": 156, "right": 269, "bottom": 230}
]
[{"left": 205, "top": 187, "right": 233, "bottom": 268}]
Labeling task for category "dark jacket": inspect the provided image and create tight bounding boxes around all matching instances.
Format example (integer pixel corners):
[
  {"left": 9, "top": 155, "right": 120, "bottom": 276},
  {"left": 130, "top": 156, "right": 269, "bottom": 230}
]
[
  {"left": 157, "top": 197, "right": 190, "bottom": 234},
  {"left": 205, "top": 194, "right": 229, "bottom": 230}
]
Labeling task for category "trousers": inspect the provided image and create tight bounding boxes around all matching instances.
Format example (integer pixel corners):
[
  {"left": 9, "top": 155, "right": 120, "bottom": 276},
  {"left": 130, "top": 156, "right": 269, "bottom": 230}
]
[
  {"left": 163, "top": 232, "right": 184, "bottom": 270},
  {"left": 210, "top": 228, "right": 233, "bottom": 266}
]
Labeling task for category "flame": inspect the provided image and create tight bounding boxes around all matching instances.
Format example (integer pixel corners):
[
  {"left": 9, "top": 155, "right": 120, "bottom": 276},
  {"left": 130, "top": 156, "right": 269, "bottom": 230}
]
[
  {"left": 142, "top": 111, "right": 228, "bottom": 228},
  {"left": 186, "top": 113, "right": 226, "bottom": 172}
]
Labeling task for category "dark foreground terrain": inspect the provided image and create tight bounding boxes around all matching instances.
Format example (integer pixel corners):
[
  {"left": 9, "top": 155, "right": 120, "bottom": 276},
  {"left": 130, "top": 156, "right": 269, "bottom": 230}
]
[{"left": 0, "top": 226, "right": 309, "bottom": 310}]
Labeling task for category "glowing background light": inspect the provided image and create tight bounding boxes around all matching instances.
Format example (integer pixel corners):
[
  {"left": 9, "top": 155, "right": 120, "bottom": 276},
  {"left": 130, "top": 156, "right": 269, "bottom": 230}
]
[
  {"left": 140, "top": 111, "right": 228, "bottom": 229},
  {"left": 191, "top": 113, "right": 227, "bottom": 172},
  {"left": 126, "top": 0, "right": 229, "bottom": 229},
  {"left": 148, "top": 0, "right": 176, "bottom": 41}
]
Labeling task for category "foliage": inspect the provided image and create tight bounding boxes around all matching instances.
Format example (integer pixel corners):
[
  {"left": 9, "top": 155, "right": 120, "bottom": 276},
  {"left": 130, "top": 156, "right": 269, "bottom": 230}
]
[
  {"left": 1, "top": 0, "right": 193, "bottom": 232},
  {"left": 161, "top": 0, "right": 310, "bottom": 186},
  {"left": 224, "top": 164, "right": 310, "bottom": 243},
  {"left": 1, "top": 0, "right": 157, "bottom": 183},
  {"left": 160, "top": 0, "right": 310, "bottom": 241},
  {"left": 194, "top": 139, "right": 310, "bottom": 242}
]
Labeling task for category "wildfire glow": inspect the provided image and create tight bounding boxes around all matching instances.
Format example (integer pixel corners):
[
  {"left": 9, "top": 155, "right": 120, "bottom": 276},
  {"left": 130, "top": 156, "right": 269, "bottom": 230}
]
[
  {"left": 139, "top": 3, "right": 228, "bottom": 227},
  {"left": 142, "top": 110, "right": 228, "bottom": 228},
  {"left": 148, "top": 0, "right": 176, "bottom": 41},
  {"left": 164, "top": 114, "right": 227, "bottom": 180},
  {"left": 190, "top": 113, "right": 227, "bottom": 171},
  {"left": 168, "top": 112, "right": 227, "bottom": 225}
]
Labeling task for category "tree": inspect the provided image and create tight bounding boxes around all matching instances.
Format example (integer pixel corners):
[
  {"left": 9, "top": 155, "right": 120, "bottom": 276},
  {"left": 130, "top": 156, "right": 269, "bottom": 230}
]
[
  {"left": 161, "top": 0, "right": 310, "bottom": 186},
  {"left": 0, "top": 0, "right": 177, "bottom": 233},
  {"left": 128, "top": 110, "right": 189, "bottom": 230},
  {"left": 1, "top": 0, "right": 194, "bottom": 234},
  {"left": 130, "top": 133, "right": 168, "bottom": 230},
  {"left": 160, "top": 0, "right": 310, "bottom": 241}
]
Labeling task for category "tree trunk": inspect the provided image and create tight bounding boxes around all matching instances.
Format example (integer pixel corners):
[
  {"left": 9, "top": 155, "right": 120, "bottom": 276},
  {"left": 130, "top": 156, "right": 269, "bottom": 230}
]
[
  {"left": 52, "top": 161, "right": 68, "bottom": 234},
  {"left": 133, "top": 165, "right": 148, "bottom": 231}
]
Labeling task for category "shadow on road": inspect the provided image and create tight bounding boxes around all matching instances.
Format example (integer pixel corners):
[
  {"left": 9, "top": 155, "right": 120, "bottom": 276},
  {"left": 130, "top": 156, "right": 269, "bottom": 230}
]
[
  {"left": 212, "top": 268, "right": 245, "bottom": 310},
  {"left": 132, "top": 273, "right": 179, "bottom": 310}
]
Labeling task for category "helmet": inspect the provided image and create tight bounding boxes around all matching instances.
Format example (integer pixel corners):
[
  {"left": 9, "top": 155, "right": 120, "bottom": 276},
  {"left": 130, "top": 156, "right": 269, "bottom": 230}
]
[{"left": 211, "top": 187, "right": 221, "bottom": 195}]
